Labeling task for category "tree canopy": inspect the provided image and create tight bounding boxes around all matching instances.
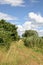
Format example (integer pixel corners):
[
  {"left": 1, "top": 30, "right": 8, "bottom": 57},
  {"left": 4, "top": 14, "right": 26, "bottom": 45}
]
[
  {"left": 22, "top": 30, "right": 38, "bottom": 37},
  {"left": 0, "top": 19, "right": 19, "bottom": 49}
]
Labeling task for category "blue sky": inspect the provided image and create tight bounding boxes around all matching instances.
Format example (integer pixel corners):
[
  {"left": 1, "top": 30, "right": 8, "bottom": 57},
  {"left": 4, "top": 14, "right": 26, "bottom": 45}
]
[{"left": 0, "top": 0, "right": 43, "bottom": 36}]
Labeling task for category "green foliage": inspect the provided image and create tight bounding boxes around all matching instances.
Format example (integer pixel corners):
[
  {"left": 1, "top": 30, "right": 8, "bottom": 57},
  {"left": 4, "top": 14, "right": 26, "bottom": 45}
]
[
  {"left": 23, "top": 30, "right": 43, "bottom": 50},
  {"left": 0, "top": 37, "right": 4, "bottom": 43},
  {"left": 23, "top": 36, "right": 43, "bottom": 49},
  {"left": 0, "top": 19, "right": 17, "bottom": 32},
  {"left": 22, "top": 30, "right": 38, "bottom": 37},
  {"left": 0, "top": 19, "right": 19, "bottom": 50},
  {"left": 24, "top": 37, "right": 33, "bottom": 48}
]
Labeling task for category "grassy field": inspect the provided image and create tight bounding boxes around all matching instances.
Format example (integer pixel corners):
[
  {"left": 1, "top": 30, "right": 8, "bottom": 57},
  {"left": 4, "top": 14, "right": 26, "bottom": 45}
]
[{"left": 0, "top": 40, "right": 43, "bottom": 65}]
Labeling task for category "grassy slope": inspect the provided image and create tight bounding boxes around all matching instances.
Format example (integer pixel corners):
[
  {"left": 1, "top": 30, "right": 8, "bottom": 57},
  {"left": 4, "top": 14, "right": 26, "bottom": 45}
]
[{"left": 0, "top": 40, "right": 43, "bottom": 65}]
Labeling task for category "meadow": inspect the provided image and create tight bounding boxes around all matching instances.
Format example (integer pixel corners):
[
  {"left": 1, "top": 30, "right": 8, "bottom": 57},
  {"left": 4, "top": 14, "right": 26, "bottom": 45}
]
[
  {"left": 0, "top": 40, "right": 43, "bottom": 65},
  {"left": 0, "top": 19, "right": 43, "bottom": 65}
]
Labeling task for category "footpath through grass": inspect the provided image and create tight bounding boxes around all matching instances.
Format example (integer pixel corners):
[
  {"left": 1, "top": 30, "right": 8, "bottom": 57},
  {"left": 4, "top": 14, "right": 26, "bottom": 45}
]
[{"left": 0, "top": 40, "right": 43, "bottom": 65}]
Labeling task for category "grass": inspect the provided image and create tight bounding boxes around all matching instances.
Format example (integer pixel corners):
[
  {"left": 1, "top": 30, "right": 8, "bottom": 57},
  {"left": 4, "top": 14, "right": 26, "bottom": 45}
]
[{"left": 0, "top": 40, "right": 43, "bottom": 65}]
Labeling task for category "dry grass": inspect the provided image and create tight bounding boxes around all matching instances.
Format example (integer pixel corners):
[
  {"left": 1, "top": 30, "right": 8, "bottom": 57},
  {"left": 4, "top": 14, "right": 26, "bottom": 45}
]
[{"left": 0, "top": 40, "right": 43, "bottom": 65}]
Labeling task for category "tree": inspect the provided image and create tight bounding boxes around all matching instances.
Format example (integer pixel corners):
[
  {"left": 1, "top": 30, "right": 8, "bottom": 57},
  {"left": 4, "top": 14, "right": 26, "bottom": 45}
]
[
  {"left": 22, "top": 30, "right": 38, "bottom": 37},
  {"left": 0, "top": 19, "right": 19, "bottom": 40},
  {"left": 0, "top": 19, "right": 19, "bottom": 50}
]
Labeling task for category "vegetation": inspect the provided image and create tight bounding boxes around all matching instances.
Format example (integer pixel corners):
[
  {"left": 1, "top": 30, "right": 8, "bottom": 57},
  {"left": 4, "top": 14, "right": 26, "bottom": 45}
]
[
  {"left": 0, "top": 19, "right": 20, "bottom": 50},
  {"left": 22, "top": 30, "right": 43, "bottom": 53},
  {"left": 0, "top": 19, "right": 43, "bottom": 65},
  {"left": 0, "top": 19, "right": 43, "bottom": 51},
  {"left": 0, "top": 40, "right": 43, "bottom": 65},
  {"left": 22, "top": 30, "right": 38, "bottom": 37}
]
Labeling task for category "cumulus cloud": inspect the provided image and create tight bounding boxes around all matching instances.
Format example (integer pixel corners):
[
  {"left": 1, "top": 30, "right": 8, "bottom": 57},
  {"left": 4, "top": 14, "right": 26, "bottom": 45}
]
[
  {"left": 29, "top": 12, "right": 43, "bottom": 23},
  {"left": 17, "top": 25, "right": 24, "bottom": 36},
  {"left": 17, "top": 12, "right": 43, "bottom": 36},
  {"left": 0, "top": 12, "right": 18, "bottom": 20},
  {"left": 17, "top": 21, "right": 32, "bottom": 36},
  {"left": 0, "top": 0, "right": 25, "bottom": 7}
]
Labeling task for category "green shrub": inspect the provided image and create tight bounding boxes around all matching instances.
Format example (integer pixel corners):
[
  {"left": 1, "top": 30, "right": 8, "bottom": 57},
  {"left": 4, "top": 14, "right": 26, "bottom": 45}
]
[
  {"left": 23, "top": 36, "right": 43, "bottom": 49},
  {"left": 37, "top": 37, "right": 43, "bottom": 48},
  {"left": 24, "top": 36, "right": 34, "bottom": 48}
]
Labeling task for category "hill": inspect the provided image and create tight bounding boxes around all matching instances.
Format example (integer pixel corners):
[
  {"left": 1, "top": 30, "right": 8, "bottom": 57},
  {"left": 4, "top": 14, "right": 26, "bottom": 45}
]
[{"left": 0, "top": 40, "right": 43, "bottom": 65}]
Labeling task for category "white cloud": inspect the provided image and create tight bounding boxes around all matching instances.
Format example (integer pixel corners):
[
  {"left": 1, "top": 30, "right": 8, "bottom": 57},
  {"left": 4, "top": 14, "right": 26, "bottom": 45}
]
[
  {"left": 23, "top": 21, "right": 31, "bottom": 30},
  {"left": 0, "top": 0, "right": 25, "bottom": 7},
  {"left": 29, "top": 12, "right": 43, "bottom": 23},
  {"left": 17, "top": 25, "right": 24, "bottom": 36},
  {"left": 0, "top": 12, "right": 18, "bottom": 20},
  {"left": 17, "top": 21, "right": 32, "bottom": 36}
]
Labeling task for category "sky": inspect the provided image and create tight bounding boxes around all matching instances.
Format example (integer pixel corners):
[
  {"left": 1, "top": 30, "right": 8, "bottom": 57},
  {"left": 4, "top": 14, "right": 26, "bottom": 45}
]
[{"left": 0, "top": 0, "right": 43, "bottom": 36}]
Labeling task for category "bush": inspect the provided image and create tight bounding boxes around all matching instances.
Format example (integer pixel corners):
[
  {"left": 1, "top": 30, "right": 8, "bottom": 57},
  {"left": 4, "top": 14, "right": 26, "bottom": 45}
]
[
  {"left": 24, "top": 36, "right": 34, "bottom": 48},
  {"left": 37, "top": 37, "right": 43, "bottom": 49},
  {"left": 23, "top": 36, "right": 43, "bottom": 49},
  {"left": 0, "top": 31, "right": 11, "bottom": 50}
]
